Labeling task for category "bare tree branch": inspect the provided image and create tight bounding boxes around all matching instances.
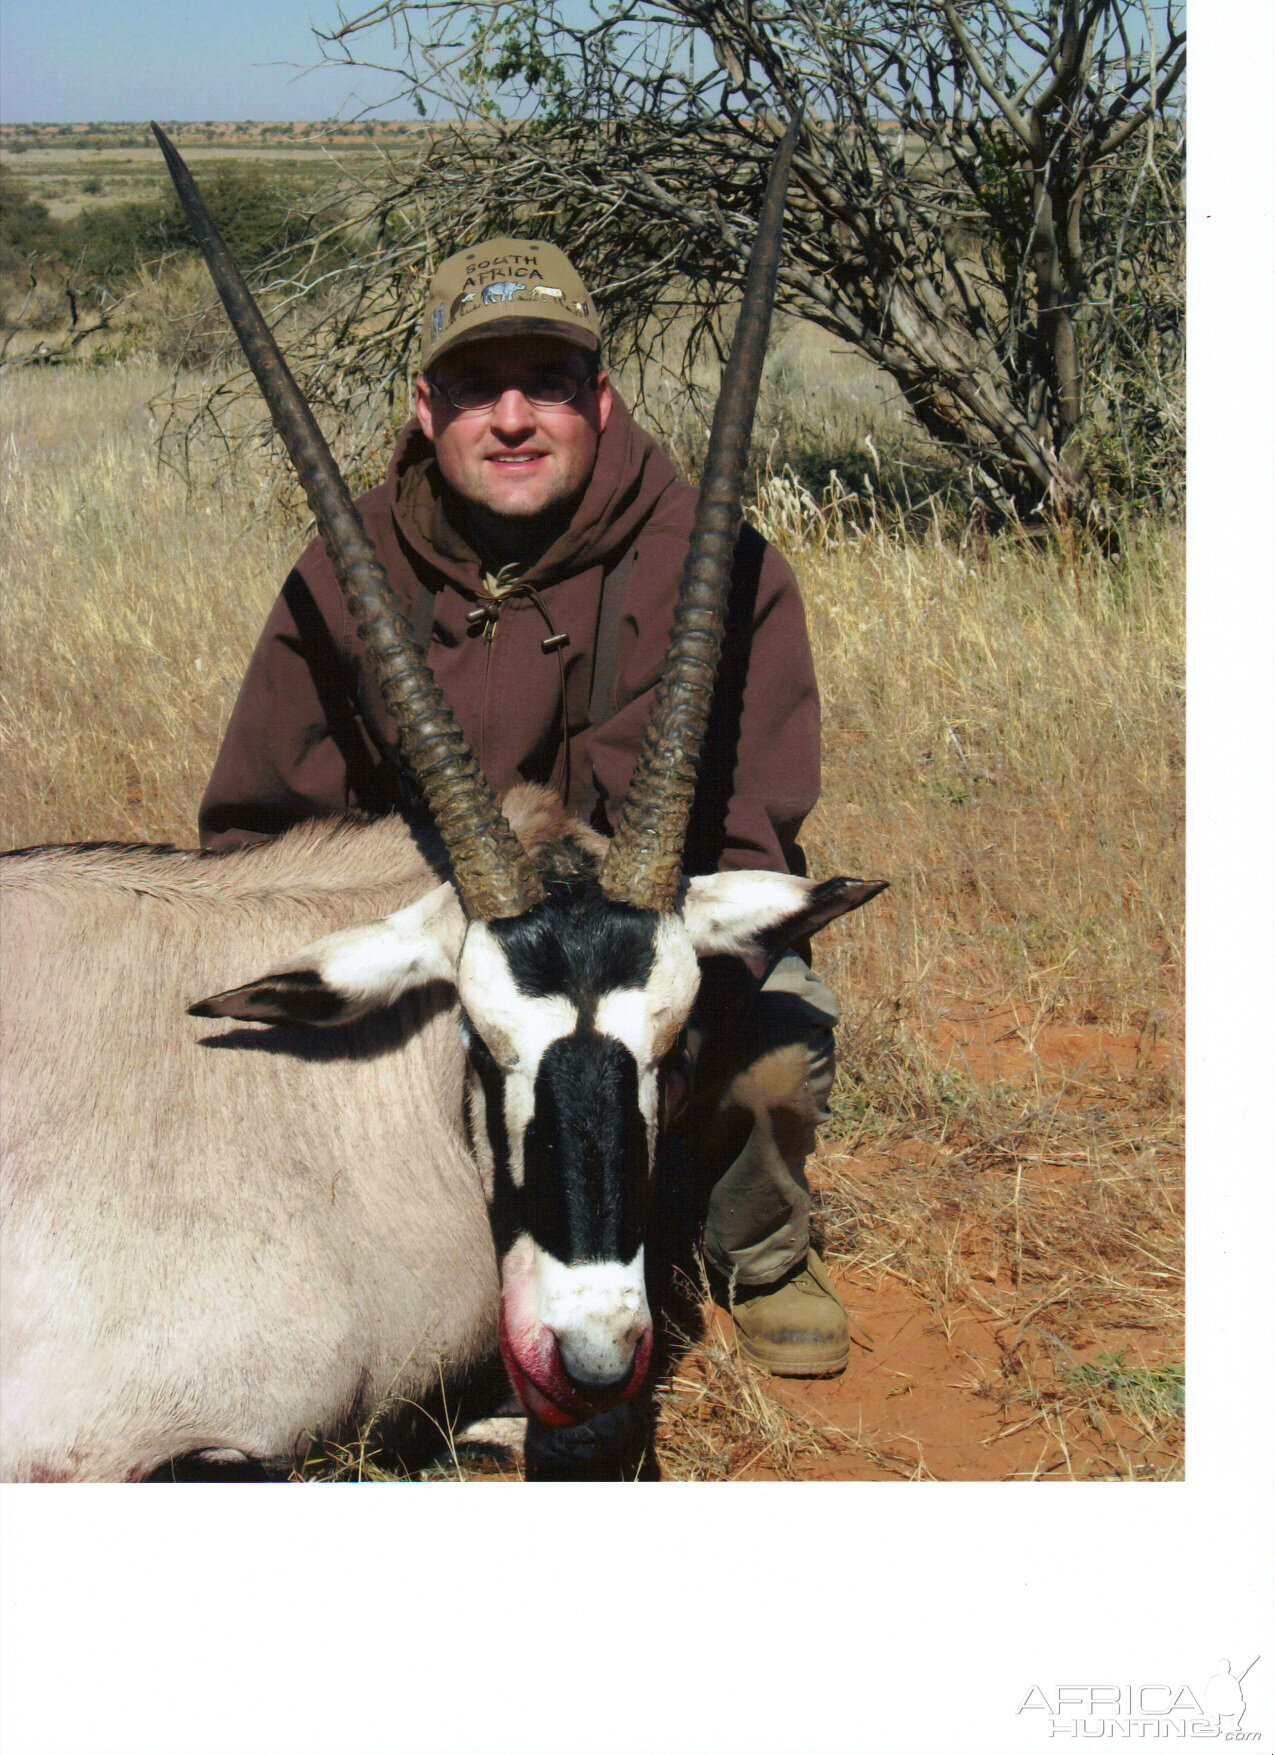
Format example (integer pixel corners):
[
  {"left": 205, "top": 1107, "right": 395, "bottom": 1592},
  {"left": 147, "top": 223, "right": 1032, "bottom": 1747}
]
[{"left": 178, "top": 0, "right": 1183, "bottom": 527}]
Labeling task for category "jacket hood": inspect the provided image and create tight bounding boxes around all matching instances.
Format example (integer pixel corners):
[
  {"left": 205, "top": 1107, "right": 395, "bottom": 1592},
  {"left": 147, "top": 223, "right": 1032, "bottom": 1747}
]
[{"left": 389, "top": 393, "right": 683, "bottom": 593}]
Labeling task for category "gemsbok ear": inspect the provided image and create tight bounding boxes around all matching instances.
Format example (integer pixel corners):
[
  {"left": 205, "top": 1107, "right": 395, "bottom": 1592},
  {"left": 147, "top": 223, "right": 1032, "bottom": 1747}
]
[
  {"left": 188, "top": 884, "right": 466, "bottom": 1026},
  {"left": 679, "top": 870, "right": 887, "bottom": 975}
]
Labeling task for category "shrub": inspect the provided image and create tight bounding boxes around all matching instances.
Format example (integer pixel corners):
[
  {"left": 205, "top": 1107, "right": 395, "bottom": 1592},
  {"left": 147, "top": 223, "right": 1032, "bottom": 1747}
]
[
  {"left": 71, "top": 161, "right": 314, "bottom": 287},
  {"left": 174, "top": 160, "right": 311, "bottom": 268},
  {"left": 72, "top": 197, "right": 173, "bottom": 282},
  {"left": 0, "top": 164, "right": 65, "bottom": 275}
]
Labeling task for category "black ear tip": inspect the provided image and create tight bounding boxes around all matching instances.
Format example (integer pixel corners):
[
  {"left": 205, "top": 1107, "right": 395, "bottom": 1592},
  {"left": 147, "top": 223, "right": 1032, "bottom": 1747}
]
[
  {"left": 850, "top": 877, "right": 889, "bottom": 909},
  {"left": 187, "top": 996, "right": 222, "bottom": 1018},
  {"left": 812, "top": 875, "right": 890, "bottom": 919},
  {"left": 811, "top": 874, "right": 889, "bottom": 908}
]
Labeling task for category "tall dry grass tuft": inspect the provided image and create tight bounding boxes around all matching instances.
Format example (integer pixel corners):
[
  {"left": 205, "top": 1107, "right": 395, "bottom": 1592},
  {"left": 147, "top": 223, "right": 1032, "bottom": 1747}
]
[
  {"left": 0, "top": 359, "right": 304, "bottom": 846},
  {"left": 783, "top": 511, "right": 1184, "bottom": 1039}
]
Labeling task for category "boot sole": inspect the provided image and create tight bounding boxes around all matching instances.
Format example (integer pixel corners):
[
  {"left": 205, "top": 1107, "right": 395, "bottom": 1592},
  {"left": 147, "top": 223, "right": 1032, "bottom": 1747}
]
[{"left": 732, "top": 1330, "right": 850, "bottom": 1378}]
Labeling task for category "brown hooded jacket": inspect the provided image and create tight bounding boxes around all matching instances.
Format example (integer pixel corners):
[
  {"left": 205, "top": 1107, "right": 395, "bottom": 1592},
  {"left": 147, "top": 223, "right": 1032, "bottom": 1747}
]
[{"left": 198, "top": 397, "right": 820, "bottom": 876}]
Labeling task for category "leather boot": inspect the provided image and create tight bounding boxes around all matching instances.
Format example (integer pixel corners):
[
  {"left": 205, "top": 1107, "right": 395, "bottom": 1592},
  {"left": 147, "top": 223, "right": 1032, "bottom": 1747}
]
[{"left": 728, "top": 1248, "right": 850, "bottom": 1377}]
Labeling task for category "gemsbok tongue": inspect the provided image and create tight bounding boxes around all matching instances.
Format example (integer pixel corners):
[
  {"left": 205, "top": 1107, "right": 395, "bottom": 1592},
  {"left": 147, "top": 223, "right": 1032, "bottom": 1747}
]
[{"left": 497, "top": 1304, "right": 653, "bottom": 1429}]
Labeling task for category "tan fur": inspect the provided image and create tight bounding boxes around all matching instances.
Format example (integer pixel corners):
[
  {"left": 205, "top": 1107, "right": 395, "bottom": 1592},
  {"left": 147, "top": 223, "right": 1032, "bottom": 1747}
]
[
  {"left": 500, "top": 782, "right": 609, "bottom": 864},
  {"left": 0, "top": 789, "right": 578, "bottom": 1482}
]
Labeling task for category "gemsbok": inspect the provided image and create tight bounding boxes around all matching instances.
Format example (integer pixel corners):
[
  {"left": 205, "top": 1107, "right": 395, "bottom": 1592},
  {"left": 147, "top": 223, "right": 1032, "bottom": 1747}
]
[{"left": 0, "top": 121, "right": 885, "bottom": 1482}]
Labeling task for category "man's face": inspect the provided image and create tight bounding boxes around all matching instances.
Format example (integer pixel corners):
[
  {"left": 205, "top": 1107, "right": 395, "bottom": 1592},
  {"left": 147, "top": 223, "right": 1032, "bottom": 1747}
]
[{"left": 415, "top": 334, "right": 612, "bottom": 527}]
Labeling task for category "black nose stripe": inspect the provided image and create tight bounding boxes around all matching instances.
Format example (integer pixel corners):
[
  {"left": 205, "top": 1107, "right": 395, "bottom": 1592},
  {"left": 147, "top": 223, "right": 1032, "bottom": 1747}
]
[{"left": 520, "top": 1033, "right": 650, "bottom": 1263}]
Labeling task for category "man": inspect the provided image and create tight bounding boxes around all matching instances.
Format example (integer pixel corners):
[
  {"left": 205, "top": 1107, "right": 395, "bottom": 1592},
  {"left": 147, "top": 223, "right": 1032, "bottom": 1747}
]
[{"left": 200, "top": 236, "right": 851, "bottom": 1377}]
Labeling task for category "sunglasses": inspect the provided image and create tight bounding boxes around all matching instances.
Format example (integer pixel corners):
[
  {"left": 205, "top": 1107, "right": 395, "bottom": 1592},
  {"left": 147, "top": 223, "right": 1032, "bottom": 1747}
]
[{"left": 428, "top": 366, "right": 593, "bottom": 413}]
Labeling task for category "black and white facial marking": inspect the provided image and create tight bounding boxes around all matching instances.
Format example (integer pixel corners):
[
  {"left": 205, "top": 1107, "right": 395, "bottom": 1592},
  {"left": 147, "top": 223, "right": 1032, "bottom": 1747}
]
[
  {"left": 188, "top": 845, "right": 887, "bottom": 1433},
  {"left": 457, "top": 882, "right": 700, "bottom": 1427}
]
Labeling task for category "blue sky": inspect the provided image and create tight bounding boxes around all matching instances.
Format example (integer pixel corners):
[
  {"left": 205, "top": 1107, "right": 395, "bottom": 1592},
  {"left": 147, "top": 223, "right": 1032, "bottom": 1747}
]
[
  {"left": 2, "top": 1, "right": 1178, "bottom": 127},
  {"left": 0, "top": 0, "right": 418, "bottom": 122}
]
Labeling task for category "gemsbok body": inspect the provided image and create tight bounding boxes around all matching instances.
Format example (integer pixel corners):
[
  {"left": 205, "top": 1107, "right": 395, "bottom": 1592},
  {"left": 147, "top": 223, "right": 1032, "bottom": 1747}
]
[{"left": 0, "top": 120, "right": 885, "bottom": 1481}]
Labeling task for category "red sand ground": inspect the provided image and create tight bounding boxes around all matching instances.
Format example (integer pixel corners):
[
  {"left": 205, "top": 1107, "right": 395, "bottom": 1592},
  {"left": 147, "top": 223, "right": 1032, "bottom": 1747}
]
[{"left": 671, "top": 1013, "right": 1182, "bottom": 1482}]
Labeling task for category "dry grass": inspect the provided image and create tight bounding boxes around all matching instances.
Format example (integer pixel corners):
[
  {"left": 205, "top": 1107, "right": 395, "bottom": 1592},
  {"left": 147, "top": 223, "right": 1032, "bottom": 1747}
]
[
  {"left": 0, "top": 358, "right": 302, "bottom": 845},
  {"left": 0, "top": 359, "right": 1184, "bottom": 1479},
  {"left": 789, "top": 512, "right": 1184, "bottom": 1028}
]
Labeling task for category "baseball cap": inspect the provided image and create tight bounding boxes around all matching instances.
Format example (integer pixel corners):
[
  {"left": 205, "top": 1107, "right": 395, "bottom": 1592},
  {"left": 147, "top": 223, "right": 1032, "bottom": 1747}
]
[{"left": 421, "top": 237, "right": 601, "bottom": 373}]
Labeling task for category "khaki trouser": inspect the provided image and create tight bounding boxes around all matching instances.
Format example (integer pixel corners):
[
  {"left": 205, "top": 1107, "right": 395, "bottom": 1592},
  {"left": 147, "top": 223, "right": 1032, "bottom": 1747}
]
[{"left": 680, "top": 951, "right": 840, "bottom": 1289}]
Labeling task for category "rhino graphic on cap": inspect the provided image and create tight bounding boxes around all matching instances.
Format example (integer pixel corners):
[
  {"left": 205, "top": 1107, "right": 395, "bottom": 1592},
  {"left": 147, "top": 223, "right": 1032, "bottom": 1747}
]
[{"left": 482, "top": 280, "right": 527, "bottom": 304}]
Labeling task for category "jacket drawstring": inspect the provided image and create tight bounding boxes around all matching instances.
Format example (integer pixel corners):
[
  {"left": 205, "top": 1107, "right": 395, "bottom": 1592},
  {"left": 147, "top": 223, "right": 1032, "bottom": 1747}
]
[
  {"left": 471, "top": 584, "right": 573, "bottom": 806},
  {"left": 510, "top": 583, "right": 573, "bottom": 806}
]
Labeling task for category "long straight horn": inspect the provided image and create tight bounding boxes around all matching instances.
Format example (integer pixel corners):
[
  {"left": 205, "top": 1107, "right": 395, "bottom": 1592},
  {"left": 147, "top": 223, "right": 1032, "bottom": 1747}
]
[
  {"left": 151, "top": 123, "right": 543, "bottom": 922},
  {"left": 599, "top": 115, "right": 802, "bottom": 911}
]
